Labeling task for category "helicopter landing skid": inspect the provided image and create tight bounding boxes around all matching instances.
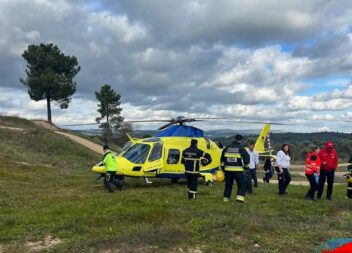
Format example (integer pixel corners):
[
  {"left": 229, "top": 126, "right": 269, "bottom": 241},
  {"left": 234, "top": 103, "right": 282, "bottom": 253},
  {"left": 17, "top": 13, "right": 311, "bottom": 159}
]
[
  {"left": 94, "top": 174, "right": 105, "bottom": 183},
  {"left": 144, "top": 177, "right": 153, "bottom": 184}
]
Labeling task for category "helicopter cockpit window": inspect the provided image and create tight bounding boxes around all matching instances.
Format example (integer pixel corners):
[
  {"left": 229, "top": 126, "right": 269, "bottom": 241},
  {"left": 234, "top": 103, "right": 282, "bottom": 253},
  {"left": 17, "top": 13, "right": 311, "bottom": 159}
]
[
  {"left": 167, "top": 149, "right": 180, "bottom": 164},
  {"left": 122, "top": 144, "right": 151, "bottom": 164},
  {"left": 148, "top": 143, "right": 163, "bottom": 162},
  {"left": 122, "top": 141, "right": 133, "bottom": 152}
]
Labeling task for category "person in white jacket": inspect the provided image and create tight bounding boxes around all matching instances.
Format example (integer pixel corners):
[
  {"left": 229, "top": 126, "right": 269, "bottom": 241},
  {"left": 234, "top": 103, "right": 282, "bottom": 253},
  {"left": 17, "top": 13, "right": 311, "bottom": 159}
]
[{"left": 275, "top": 144, "right": 291, "bottom": 195}]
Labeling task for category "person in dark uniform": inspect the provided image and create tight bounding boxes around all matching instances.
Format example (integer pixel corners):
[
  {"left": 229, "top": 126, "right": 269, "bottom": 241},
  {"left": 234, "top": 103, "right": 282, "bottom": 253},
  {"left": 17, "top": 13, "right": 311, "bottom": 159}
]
[
  {"left": 221, "top": 134, "right": 250, "bottom": 203},
  {"left": 182, "top": 139, "right": 212, "bottom": 200},
  {"left": 263, "top": 157, "right": 274, "bottom": 183},
  {"left": 345, "top": 164, "right": 352, "bottom": 199},
  {"left": 345, "top": 154, "right": 352, "bottom": 199}
]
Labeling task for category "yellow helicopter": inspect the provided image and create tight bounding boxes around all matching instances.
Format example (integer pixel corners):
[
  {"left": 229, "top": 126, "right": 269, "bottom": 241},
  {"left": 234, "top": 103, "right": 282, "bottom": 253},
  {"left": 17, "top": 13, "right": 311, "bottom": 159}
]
[{"left": 92, "top": 117, "right": 276, "bottom": 185}]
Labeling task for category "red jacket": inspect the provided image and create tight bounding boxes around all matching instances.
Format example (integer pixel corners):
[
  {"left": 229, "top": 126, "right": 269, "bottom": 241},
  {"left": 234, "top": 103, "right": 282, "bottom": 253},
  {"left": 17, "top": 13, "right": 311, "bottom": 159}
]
[
  {"left": 319, "top": 148, "right": 338, "bottom": 172},
  {"left": 305, "top": 151, "right": 321, "bottom": 175}
]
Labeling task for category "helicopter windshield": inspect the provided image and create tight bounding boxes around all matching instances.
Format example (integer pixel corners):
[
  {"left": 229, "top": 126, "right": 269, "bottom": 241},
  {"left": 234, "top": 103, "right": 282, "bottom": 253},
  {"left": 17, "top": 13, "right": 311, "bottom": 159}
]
[
  {"left": 122, "top": 143, "right": 151, "bottom": 164},
  {"left": 121, "top": 141, "right": 133, "bottom": 152}
]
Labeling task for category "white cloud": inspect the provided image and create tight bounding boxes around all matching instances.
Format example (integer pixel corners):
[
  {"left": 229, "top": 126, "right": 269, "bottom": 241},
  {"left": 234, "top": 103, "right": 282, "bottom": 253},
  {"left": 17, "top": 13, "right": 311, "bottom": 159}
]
[
  {"left": 318, "top": 126, "right": 330, "bottom": 132},
  {"left": 90, "top": 12, "right": 148, "bottom": 44},
  {"left": 0, "top": 0, "right": 352, "bottom": 132}
]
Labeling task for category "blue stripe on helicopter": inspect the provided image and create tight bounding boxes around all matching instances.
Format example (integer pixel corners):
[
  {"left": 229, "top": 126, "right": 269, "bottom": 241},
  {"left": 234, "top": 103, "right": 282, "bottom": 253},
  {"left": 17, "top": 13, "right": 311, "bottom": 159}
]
[
  {"left": 156, "top": 125, "right": 204, "bottom": 137},
  {"left": 156, "top": 167, "right": 218, "bottom": 179}
]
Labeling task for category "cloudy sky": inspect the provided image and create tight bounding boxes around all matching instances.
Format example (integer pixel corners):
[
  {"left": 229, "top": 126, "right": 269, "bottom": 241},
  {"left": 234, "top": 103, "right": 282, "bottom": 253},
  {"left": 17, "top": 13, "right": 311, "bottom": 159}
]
[{"left": 0, "top": 0, "right": 352, "bottom": 132}]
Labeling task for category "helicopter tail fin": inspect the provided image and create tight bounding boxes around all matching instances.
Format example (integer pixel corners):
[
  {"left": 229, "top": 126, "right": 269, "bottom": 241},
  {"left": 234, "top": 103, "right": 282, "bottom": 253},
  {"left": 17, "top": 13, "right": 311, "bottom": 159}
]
[{"left": 255, "top": 123, "right": 271, "bottom": 154}]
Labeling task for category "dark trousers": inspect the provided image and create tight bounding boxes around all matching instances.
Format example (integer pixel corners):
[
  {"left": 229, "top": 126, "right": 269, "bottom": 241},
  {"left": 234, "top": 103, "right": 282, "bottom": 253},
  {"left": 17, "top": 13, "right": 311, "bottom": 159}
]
[
  {"left": 224, "top": 171, "right": 246, "bottom": 201},
  {"left": 348, "top": 182, "right": 352, "bottom": 199},
  {"left": 263, "top": 169, "right": 272, "bottom": 183},
  {"left": 250, "top": 169, "right": 258, "bottom": 187},
  {"left": 186, "top": 173, "right": 199, "bottom": 199},
  {"left": 317, "top": 170, "right": 335, "bottom": 199},
  {"left": 245, "top": 169, "right": 253, "bottom": 193},
  {"left": 104, "top": 171, "right": 117, "bottom": 192},
  {"left": 306, "top": 173, "right": 318, "bottom": 199},
  {"left": 277, "top": 168, "right": 291, "bottom": 194}
]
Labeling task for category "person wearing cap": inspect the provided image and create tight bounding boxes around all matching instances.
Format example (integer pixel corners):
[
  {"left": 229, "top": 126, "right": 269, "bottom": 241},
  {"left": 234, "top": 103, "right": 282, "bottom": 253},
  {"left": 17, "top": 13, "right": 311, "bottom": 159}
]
[
  {"left": 275, "top": 144, "right": 291, "bottom": 195},
  {"left": 181, "top": 139, "right": 212, "bottom": 200},
  {"left": 221, "top": 134, "right": 250, "bottom": 203},
  {"left": 245, "top": 141, "right": 260, "bottom": 193},
  {"left": 317, "top": 141, "right": 338, "bottom": 200},
  {"left": 101, "top": 144, "right": 123, "bottom": 193},
  {"left": 305, "top": 145, "right": 321, "bottom": 200}
]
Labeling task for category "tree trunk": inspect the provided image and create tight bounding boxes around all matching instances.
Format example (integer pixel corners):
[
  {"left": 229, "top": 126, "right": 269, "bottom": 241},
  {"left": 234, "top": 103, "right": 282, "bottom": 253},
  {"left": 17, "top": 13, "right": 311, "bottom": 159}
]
[{"left": 46, "top": 96, "right": 52, "bottom": 123}]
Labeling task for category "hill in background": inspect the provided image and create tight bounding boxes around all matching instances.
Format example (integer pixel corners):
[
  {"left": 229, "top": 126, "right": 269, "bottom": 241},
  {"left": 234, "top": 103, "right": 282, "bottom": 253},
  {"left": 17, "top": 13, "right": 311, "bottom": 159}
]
[{"left": 0, "top": 116, "right": 100, "bottom": 170}]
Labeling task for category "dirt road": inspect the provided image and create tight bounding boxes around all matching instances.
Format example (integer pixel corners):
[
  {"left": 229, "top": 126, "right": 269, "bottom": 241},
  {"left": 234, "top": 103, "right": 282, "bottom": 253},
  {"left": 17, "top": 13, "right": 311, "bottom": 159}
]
[{"left": 32, "top": 120, "right": 103, "bottom": 154}]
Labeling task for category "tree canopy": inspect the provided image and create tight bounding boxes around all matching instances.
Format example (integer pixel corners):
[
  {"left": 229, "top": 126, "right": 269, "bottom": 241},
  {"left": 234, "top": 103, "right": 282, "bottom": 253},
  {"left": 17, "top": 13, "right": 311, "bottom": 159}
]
[
  {"left": 95, "top": 84, "right": 124, "bottom": 142},
  {"left": 20, "top": 43, "right": 80, "bottom": 122}
]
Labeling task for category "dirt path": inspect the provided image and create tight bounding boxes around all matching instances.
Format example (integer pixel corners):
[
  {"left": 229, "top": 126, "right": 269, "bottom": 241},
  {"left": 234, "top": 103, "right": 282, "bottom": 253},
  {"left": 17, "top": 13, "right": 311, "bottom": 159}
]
[
  {"left": 266, "top": 179, "right": 343, "bottom": 186},
  {"left": 0, "top": 125, "right": 25, "bottom": 131},
  {"left": 32, "top": 120, "right": 102, "bottom": 154},
  {"left": 54, "top": 131, "right": 102, "bottom": 154}
]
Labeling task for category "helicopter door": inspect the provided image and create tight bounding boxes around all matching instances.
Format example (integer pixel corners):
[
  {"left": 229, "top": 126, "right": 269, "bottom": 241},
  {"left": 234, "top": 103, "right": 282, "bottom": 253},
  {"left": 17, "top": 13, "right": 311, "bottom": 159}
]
[
  {"left": 143, "top": 142, "right": 163, "bottom": 176},
  {"left": 162, "top": 149, "right": 182, "bottom": 174}
]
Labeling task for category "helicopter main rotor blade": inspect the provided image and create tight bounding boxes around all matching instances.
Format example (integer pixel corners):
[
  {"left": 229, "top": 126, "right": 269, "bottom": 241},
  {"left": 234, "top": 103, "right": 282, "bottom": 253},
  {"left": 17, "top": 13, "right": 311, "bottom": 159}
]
[
  {"left": 59, "top": 119, "right": 171, "bottom": 127},
  {"left": 213, "top": 120, "right": 291, "bottom": 125},
  {"left": 158, "top": 121, "right": 177, "bottom": 130}
]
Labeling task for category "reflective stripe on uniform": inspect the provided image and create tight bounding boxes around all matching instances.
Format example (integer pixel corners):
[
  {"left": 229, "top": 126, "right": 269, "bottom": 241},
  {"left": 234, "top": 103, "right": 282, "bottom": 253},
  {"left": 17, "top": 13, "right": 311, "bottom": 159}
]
[
  {"left": 184, "top": 158, "right": 199, "bottom": 161},
  {"left": 224, "top": 166, "right": 244, "bottom": 171},
  {"left": 188, "top": 190, "right": 197, "bottom": 194},
  {"left": 236, "top": 195, "right": 245, "bottom": 202},
  {"left": 348, "top": 187, "right": 352, "bottom": 190},
  {"left": 185, "top": 170, "right": 199, "bottom": 174},
  {"left": 224, "top": 153, "right": 241, "bottom": 158}
]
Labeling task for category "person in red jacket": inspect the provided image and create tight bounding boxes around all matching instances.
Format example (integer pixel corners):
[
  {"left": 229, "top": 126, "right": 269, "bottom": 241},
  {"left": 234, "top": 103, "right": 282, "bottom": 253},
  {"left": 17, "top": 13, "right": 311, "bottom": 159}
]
[
  {"left": 305, "top": 145, "right": 321, "bottom": 200},
  {"left": 317, "top": 141, "right": 338, "bottom": 200}
]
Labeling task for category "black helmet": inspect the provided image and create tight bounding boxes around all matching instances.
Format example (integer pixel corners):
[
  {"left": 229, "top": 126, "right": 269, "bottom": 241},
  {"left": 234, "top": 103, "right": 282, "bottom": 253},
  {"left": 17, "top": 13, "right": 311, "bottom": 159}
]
[{"left": 103, "top": 144, "right": 110, "bottom": 150}]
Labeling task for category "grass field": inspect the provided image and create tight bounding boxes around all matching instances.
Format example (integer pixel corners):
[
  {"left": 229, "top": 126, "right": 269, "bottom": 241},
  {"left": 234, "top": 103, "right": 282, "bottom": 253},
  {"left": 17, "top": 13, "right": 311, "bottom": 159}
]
[
  {"left": 0, "top": 117, "right": 351, "bottom": 253},
  {"left": 1, "top": 164, "right": 352, "bottom": 253}
]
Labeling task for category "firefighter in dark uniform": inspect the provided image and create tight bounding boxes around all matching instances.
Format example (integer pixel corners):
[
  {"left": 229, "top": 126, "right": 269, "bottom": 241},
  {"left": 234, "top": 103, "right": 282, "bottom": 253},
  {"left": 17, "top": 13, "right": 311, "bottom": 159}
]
[
  {"left": 345, "top": 154, "right": 352, "bottom": 198},
  {"left": 182, "top": 139, "right": 212, "bottom": 200},
  {"left": 221, "top": 134, "right": 250, "bottom": 203}
]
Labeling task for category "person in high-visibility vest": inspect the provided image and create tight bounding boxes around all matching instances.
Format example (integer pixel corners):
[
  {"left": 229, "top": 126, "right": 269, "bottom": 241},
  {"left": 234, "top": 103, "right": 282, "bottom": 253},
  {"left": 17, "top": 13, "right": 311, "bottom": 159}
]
[
  {"left": 221, "top": 134, "right": 250, "bottom": 203},
  {"left": 182, "top": 139, "right": 212, "bottom": 200},
  {"left": 101, "top": 144, "right": 124, "bottom": 193},
  {"left": 305, "top": 145, "right": 321, "bottom": 200}
]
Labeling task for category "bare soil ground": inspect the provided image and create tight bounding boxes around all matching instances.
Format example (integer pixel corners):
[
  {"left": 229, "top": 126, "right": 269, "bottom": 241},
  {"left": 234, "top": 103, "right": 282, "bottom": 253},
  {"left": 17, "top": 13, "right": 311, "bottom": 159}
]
[
  {"left": 32, "top": 120, "right": 103, "bottom": 154},
  {"left": 25, "top": 235, "right": 62, "bottom": 252}
]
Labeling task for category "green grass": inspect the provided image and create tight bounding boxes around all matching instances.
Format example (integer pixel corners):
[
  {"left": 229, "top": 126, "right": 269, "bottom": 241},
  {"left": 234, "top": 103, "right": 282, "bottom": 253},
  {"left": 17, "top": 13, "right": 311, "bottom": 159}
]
[
  {"left": 0, "top": 118, "right": 351, "bottom": 252},
  {"left": 0, "top": 116, "right": 37, "bottom": 129},
  {"left": 1, "top": 163, "right": 351, "bottom": 252},
  {"left": 0, "top": 127, "right": 100, "bottom": 170}
]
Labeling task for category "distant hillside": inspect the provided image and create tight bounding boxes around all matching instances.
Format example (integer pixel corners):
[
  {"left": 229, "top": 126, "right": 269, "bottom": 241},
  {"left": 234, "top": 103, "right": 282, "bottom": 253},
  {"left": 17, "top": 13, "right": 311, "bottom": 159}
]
[
  {"left": 0, "top": 116, "right": 100, "bottom": 170},
  {"left": 214, "top": 131, "right": 352, "bottom": 163}
]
